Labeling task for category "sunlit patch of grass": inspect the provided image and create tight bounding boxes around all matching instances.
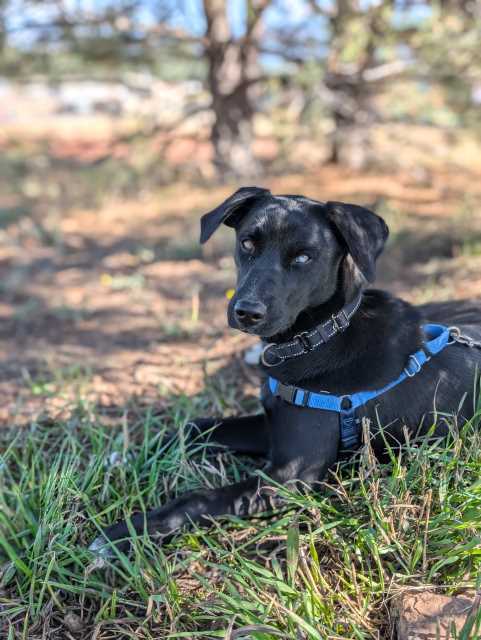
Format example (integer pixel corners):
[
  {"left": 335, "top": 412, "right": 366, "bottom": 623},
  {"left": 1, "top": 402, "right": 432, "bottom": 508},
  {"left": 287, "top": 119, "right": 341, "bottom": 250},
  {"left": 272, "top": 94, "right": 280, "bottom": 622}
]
[
  {"left": 161, "top": 240, "right": 203, "bottom": 261},
  {"left": 374, "top": 199, "right": 406, "bottom": 237},
  {"left": 157, "top": 321, "right": 200, "bottom": 341},
  {"left": 1, "top": 394, "right": 481, "bottom": 638},
  {"left": 48, "top": 305, "right": 89, "bottom": 323},
  {"left": 0, "top": 141, "right": 169, "bottom": 213},
  {"left": 22, "top": 363, "right": 93, "bottom": 399},
  {"left": 100, "top": 272, "right": 146, "bottom": 291},
  {"left": 459, "top": 237, "right": 481, "bottom": 258},
  {"left": 409, "top": 278, "right": 457, "bottom": 304},
  {"left": 0, "top": 205, "right": 31, "bottom": 230}
]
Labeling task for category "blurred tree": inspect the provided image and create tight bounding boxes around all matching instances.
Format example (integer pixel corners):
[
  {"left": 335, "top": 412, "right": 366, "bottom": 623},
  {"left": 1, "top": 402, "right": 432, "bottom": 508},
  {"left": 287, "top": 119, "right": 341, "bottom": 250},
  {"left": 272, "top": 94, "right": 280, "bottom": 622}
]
[
  {"left": 307, "top": 1, "right": 414, "bottom": 166},
  {"left": 2, "top": 0, "right": 481, "bottom": 175},
  {"left": 307, "top": 0, "right": 481, "bottom": 166},
  {"left": 0, "top": 1, "right": 6, "bottom": 53},
  {"left": 4, "top": 0, "right": 269, "bottom": 180},
  {"left": 203, "top": 0, "right": 268, "bottom": 179},
  {"left": 414, "top": 0, "right": 481, "bottom": 132}
]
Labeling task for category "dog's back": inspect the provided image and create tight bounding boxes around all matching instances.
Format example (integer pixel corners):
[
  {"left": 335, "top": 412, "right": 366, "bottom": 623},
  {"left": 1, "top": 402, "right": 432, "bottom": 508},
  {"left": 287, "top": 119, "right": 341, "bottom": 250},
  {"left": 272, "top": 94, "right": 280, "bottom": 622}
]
[{"left": 419, "top": 298, "right": 481, "bottom": 326}]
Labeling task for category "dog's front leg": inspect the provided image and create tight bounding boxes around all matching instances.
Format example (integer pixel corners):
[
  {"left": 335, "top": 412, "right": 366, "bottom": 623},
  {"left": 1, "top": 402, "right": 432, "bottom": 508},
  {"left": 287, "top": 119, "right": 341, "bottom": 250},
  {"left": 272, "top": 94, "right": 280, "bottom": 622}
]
[
  {"left": 90, "top": 404, "right": 341, "bottom": 555},
  {"left": 90, "top": 462, "right": 306, "bottom": 554},
  {"left": 90, "top": 430, "right": 339, "bottom": 555},
  {"left": 188, "top": 413, "right": 269, "bottom": 455}
]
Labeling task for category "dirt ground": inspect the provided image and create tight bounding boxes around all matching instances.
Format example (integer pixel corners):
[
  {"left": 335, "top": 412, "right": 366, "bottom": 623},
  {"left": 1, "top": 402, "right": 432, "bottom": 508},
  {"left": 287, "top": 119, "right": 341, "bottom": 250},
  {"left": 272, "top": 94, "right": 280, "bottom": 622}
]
[{"left": 1, "top": 134, "right": 481, "bottom": 426}]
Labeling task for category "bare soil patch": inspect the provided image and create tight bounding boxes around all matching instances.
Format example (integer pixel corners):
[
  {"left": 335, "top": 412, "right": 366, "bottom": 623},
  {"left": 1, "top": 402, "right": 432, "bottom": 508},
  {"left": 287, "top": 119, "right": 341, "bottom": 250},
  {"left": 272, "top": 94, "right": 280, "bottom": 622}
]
[{"left": 1, "top": 155, "right": 481, "bottom": 425}]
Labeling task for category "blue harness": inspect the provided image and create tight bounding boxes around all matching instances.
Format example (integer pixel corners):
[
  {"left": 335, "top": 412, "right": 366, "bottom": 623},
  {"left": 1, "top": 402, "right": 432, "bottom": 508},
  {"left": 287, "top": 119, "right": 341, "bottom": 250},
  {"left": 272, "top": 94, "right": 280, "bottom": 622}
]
[{"left": 268, "top": 323, "right": 454, "bottom": 449}]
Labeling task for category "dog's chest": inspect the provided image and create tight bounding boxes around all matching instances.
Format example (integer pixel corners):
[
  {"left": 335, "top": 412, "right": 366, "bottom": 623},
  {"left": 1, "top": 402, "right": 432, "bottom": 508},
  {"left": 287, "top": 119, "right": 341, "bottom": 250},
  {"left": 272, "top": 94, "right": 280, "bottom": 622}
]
[{"left": 262, "top": 340, "right": 481, "bottom": 455}]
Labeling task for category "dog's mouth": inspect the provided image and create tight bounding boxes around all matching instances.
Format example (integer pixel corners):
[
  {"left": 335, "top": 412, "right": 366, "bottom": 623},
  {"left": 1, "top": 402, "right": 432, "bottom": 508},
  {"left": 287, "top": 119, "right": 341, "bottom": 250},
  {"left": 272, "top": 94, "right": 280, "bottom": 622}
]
[
  {"left": 226, "top": 293, "right": 301, "bottom": 339},
  {"left": 228, "top": 312, "right": 292, "bottom": 339}
]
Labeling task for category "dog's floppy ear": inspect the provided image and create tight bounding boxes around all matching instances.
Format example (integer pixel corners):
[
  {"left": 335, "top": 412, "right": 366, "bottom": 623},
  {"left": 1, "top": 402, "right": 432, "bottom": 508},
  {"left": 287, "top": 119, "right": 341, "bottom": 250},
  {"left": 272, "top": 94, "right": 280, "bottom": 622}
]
[
  {"left": 200, "top": 186, "right": 271, "bottom": 244},
  {"left": 325, "top": 201, "right": 389, "bottom": 283}
]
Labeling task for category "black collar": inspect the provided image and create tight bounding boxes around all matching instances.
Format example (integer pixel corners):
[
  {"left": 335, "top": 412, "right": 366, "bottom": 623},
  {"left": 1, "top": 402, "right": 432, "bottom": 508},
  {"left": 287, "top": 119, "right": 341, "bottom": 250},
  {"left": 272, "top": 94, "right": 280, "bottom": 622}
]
[{"left": 260, "top": 292, "right": 363, "bottom": 368}]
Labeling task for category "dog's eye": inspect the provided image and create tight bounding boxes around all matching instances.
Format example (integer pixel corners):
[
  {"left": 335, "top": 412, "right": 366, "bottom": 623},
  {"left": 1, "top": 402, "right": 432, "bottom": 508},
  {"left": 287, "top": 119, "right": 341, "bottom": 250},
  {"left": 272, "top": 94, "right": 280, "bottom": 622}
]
[
  {"left": 240, "top": 238, "right": 255, "bottom": 253},
  {"left": 294, "top": 254, "right": 311, "bottom": 264}
]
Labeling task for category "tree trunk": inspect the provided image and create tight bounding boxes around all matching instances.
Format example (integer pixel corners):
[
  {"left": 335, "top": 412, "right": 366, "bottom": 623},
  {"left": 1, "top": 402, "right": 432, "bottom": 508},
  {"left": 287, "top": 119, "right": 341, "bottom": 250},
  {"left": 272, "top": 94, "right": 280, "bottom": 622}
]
[
  {"left": 203, "top": 0, "right": 262, "bottom": 181},
  {"left": 325, "top": 73, "right": 374, "bottom": 169},
  {"left": 324, "top": 1, "right": 385, "bottom": 169},
  {"left": 0, "top": 1, "right": 6, "bottom": 54}
]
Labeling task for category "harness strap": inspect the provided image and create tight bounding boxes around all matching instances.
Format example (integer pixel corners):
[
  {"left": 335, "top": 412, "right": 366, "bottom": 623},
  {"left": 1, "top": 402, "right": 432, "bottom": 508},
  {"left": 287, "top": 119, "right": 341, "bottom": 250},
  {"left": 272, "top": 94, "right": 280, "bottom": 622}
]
[
  {"left": 261, "top": 292, "right": 363, "bottom": 368},
  {"left": 268, "top": 324, "right": 454, "bottom": 449}
]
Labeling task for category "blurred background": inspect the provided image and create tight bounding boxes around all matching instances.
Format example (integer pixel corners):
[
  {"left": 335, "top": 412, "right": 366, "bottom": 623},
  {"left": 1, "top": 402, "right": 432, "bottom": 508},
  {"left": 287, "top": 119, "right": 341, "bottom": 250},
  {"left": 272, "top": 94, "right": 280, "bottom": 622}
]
[{"left": 1, "top": 0, "right": 481, "bottom": 425}]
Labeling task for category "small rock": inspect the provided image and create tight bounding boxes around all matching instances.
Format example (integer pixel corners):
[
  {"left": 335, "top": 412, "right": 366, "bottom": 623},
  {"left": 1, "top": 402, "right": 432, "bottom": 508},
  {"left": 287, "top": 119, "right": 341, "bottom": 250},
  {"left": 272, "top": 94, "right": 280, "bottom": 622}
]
[
  {"left": 394, "top": 590, "right": 479, "bottom": 639},
  {"left": 63, "top": 612, "right": 83, "bottom": 634},
  {"left": 244, "top": 342, "right": 263, "bottom": 365}
]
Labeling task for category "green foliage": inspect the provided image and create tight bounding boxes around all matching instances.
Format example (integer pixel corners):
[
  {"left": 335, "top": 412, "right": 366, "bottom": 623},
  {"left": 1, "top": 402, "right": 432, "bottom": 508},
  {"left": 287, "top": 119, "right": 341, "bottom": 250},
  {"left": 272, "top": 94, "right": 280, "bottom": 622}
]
[
  {"left": 1, "top": 396, "right": 481, "bottom": 637},
  {"left": 2, "top": 0, "right": 481, "bottom": 153},
  {"left": 413, "top": 3, "right": 481, "bottom": 131}
]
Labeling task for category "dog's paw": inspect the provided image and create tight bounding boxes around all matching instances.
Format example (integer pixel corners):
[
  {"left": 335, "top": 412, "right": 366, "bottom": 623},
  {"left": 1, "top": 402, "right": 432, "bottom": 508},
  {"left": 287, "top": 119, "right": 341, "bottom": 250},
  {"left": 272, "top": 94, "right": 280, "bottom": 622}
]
[
  {"left": 88, "top": 535, "right": 116, "bottom": 558},
  {"left": 88, "top": 526, "right": 132, "bottom": 558},
  {"left": 88, "top": 516, "right": 137, "bottom": 558}
]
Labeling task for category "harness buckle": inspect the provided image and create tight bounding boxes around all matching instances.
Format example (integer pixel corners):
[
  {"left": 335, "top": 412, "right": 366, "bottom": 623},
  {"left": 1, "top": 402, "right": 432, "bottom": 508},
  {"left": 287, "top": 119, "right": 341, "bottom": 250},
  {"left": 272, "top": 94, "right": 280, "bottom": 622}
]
[
  {"left": 404, "top": 354, "right": 422, "bottom": 378},
  {"left": 301, "top": 390, "right": 311, "bottom": 407},
  {"left": 276, "top": 382, "right": 297, "bottom": 403},
  {"left": 332, "top": 309, "right": 350, "bottom": 333},
  {"left": 340, "top": 414, "right": 360, "bottom": 449}
]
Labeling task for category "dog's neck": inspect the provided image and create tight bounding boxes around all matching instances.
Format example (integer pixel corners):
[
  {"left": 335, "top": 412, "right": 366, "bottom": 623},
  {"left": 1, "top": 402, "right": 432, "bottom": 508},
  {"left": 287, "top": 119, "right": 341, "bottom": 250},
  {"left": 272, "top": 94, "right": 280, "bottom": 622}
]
[
  {"left": 267, "top": 256, "right": 365, "bottom": 345},
  {"left": 269, "top": 287, "right": 350, "bottom": 345},
  {"left": 263, "top": 289, "right": 425, "bottom": 394}
]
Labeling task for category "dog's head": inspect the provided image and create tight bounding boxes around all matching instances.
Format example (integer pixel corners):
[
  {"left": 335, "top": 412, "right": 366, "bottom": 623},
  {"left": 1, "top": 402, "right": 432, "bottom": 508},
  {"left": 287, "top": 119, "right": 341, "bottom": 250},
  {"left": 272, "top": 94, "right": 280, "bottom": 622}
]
[{"left": 200, "top": 187, "right": 388, "bottom": 338}]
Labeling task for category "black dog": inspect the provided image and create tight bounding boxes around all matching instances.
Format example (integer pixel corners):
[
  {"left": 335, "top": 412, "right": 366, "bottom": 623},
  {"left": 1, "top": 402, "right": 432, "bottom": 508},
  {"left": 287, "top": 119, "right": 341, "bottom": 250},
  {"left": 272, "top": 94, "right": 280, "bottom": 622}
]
[{"left": 90, "top": 187, "right": 481, "bottom": 554}]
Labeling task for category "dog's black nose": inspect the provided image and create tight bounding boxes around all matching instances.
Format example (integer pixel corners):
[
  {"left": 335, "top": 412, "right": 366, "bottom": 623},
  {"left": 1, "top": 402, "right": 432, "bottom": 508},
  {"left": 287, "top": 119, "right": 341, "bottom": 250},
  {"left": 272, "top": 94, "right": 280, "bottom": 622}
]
[{"left": 234, "top": 299, "right": 267, "bottom": 326}]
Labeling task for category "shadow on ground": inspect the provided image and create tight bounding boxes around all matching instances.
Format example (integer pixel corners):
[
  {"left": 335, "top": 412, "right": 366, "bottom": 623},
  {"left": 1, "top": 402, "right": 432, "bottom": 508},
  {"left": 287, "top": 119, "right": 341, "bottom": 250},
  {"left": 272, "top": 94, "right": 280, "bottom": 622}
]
[{"left": 1, "top": 154, "right": 481, "bottom": 425}]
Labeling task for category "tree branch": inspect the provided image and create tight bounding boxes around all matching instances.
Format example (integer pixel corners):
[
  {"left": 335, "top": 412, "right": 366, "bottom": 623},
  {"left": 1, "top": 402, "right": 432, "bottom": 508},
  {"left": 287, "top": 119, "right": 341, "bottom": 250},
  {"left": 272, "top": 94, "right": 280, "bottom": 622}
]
[
  {"left": 245, "top": 0, "right": 271, "bottom": 38},
  {"left": 362, "top": 59, "right": 413, "bottom": 82}
]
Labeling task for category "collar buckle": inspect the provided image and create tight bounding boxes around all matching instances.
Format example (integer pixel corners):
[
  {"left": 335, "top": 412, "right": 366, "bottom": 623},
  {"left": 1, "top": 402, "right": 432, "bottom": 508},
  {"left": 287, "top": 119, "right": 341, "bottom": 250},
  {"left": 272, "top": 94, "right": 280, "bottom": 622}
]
[
  {"left": 332, "top": 309, "right": 350, "bottom": 333},
  {"left": 261, "top": 293, "right": 362, "bottom": 367},
  {"left": 295, "top": 331, "right": 313, "bottom": 352}
]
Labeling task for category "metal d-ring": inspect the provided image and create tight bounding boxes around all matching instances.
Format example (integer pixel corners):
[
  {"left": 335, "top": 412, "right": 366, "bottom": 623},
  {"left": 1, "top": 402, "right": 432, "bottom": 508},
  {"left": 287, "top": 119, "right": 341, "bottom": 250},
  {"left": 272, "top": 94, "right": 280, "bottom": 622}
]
[
  {"left": 260, "top": 343, "right": 280, "bottom": 367},
  {"left": 447, "top": 326, "right": 461, "bottom": 345},
  {"left": 448, "top": 326, "right": 481, "bottom": 349}
]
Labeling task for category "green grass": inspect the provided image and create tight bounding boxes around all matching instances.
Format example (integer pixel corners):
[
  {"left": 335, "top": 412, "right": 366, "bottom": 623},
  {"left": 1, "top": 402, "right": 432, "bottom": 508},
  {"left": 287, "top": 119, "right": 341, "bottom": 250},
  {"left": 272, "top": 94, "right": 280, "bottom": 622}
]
[{"left": 1, "top": 395, "right": 481, "bottom": 639}]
